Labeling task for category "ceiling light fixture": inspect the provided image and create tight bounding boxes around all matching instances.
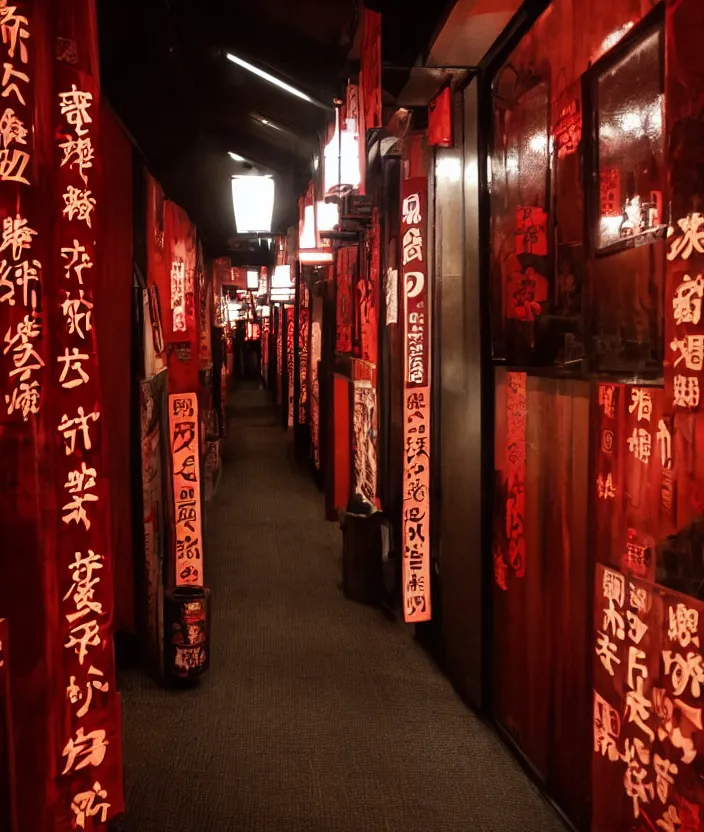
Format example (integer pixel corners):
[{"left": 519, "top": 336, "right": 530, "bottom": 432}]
[
  {"left": 256, "top": 116, "right": 284, "bottom": 132},
  {"left": 227, "top": 52, "right": 314, "bottom": 103},
  {"left": 231, "top": 174, "right": 275, "bottom": 235},
  {"left": 229, "top": 152, "right": 248, "bottom": 162}
]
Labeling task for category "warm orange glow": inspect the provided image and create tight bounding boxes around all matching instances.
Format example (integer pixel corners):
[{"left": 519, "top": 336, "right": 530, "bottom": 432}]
[{"left": 299, "top": 250, "right": 333, "bottom": 264}]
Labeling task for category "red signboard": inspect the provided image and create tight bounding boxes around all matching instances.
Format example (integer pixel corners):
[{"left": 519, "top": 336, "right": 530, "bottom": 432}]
[
  {"left": 593, "top": 563, "right": 704, "bottom": 831},
  {"left": 46, "top": 1, "right": 124, "bottom": 823},
  {"left": 428, "top": 87, "right": 453, "bottom": 148},
  {"left": 169, "top": 392, "right": 203, "bottom": 587},
  {"left": 401, "top": 176, "right": 431, "bottom": 623},
  {"left": 360, "top": 7, "right": 381, "bottom": 134},
  {"left": 360, "top": 212, "right": 379, "bottom": 365},
  {"left": 298, "top": 283, "right": 309, "bottom": 425},
  {"left": 286, "top": 304, "right": 294, "bottom": 428},
  {"left": 666, "top": 216, "right": 704, "bottom": 414}
]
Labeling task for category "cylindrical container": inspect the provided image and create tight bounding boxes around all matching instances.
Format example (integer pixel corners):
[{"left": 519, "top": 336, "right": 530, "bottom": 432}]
[{"left": 164, "top": 586, "right": 211, "bottom": 683}]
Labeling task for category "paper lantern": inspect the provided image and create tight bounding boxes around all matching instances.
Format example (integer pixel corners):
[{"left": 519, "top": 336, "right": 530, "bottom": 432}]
[{"left": 231, "top": 174, "right": 275, "bottom": 234}]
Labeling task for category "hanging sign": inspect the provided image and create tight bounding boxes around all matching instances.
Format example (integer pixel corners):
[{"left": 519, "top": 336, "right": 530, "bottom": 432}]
[
  {"left": 169, "top": 392, "right": 204, "bottom": 587},
  {"left": 428, "top": 87, "right": 453, "bottom": 148},
  {"left": 48, "top": 1, "right": 125, "bottom": 823},
  {"left": 494, "top": 372, "right": 527, "bottom": 589},
  {"left": 666, "top": 214, "right": 704, "bottom": 413},
  {"left": 286, "top": 304, "right": 294, "bottom": 428},
  {"left": 401, "top": 177, "right": 431, "bottom": 623},
  {"left": 298, "top": 283, "right": 309, "bottom": 425}
]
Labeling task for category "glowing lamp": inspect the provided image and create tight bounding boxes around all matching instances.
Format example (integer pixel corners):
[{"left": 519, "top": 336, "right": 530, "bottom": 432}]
[
  {"left": 300, "top": 250, "right": 333, "bottom": 264},
  {"left": 324, "top": 110, "right": 361, "bottom": 197},
  {"left": 231, "top": 174, "right": 275, "bottom": 234},
  {"left": 271, "top": 270, "right": 294, "bottom": 301},
  {"left": 298, "top": 201, "right": 338, "bottom": 265},
  {"left": 317, "top": 201, "right": 339, "bottom": 232},
  {"left": 271, "top": 264, "right": 291, "bottom": 288},
  {"left": 300, "top": 205, "right": 316, "bottom": 249},
  {"left": 246, "top": 270, "right": 259, "bottom": 290}
]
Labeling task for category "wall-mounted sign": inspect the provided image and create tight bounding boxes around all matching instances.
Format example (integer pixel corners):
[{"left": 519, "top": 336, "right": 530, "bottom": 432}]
[
  {"left": 169, "top": 393, "right": 204, "bottom": 587},
  {"left": 401, "top": 177, "right": 432, "bottom": 624},
  {"left": 553, "top": 98, "right": 581, "bottom": 159}
]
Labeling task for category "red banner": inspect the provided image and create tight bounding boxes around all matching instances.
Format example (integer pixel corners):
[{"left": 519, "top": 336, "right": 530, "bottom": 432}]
[
  {"left": 428, "top": 87, "right": 452, "bottom": 148},
  {"left": 310, "top": 313, "right": 322, "bottom": 471},
  {"left": 276, "top": 305, "right": 283, "bottom": 406},
  {"left": 594, "top": 383, "right": 625, "bottom": 572},
  {"left": 505, "top": 372, "right": 527, "bottom": 582},
  {"left": 594, "top": 385, "right": 674, "bottom": 584},
  {"left": 665, "top": 225, "right": 704, "bottom": 413},
  {"left": 164, "top": 202, "right": 198, "bottom": 395},
  {"left": 261, "top": 317, "right": 269, "bottom": 383},
  {"left": 360, "top": 7, "right": 381, "bottom": 134},
  {"left": 169, "top": 393, "right": 203, "bottom": 587},
  {"left": 286, "top": 304, "right": 294, "bottom": 428},
  {"left": 298, "top": 283, "right": 309, "bottom": 425},
  {"left": 593, "top": 564, "right": 704, "bottom": 831},
  {"left": 0, "top": 620, "right": 17, "bottom": 832},
  {"left": 360, "top": 211, "right": 379, "bottom": 365},
  {"left": 336, "top": 246, "right": 355, "bottom": 354},
  {"left": 46, "top": 0, "right": 124, "bottom": 824},
  {"left": 401, "top": 176, "right": 431, "bottom": 623}
]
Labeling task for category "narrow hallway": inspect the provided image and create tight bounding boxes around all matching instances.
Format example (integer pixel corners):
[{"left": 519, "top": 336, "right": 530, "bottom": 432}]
[{"left": 119, "top": 384, "right": 565, "bottom": 832}]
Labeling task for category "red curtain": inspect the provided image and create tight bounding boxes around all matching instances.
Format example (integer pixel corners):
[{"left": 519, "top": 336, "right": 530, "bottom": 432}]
[{"left": 97, "top": 101, "right": 134, "bottom": 635}]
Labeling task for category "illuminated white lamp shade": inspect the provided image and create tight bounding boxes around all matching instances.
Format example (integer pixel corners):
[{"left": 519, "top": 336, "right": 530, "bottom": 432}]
[
  {"left": 271, "top": 268, "right": 294, "bottom": 301},
  {"left": 299, "top": 201, "right": 337, "bottom": 265},
  {"left": 317, "top": 200, "right": 339, "bottom": 232},
  {"left": 324, "top": 116, "right": 361, "bottom": 197},
  {"left": 231, "top": 174, "right": 275, "bottom": 234},
  {"left": 270, "top": 267, "right": 294, "bottom": 300},
  {"left": 246, "top": 269, "right": 259, "bottom": 290},
  {"left": 299, "top": 205, "right": 316, "bottom": 250},
  {"left": 271, "top": 264, "right": 291, "bottom": 289}
]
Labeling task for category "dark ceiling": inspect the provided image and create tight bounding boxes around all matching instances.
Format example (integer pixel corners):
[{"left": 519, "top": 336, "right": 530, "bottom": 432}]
[{"left": 98, "top": 0, "right": 452, "bottom": 256}]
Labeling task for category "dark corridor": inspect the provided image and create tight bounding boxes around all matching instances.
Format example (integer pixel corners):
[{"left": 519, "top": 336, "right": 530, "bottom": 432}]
[{"left": 118, "top": 384, "right": 564, "bottom": 832}]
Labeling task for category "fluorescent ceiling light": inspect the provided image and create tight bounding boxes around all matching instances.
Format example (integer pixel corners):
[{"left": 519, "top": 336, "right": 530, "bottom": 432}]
[
  {"left": 257, "top": 116, "right": 283, "bottom": 132},
  {"left": 226, "top": 52, "right": 313, "bottom": 104},
  {"left": 231, "top": 175, "right": 275, "bottom": 234},
  {"left": 229, "top": 152, "right": 247, "bottom": 162}
]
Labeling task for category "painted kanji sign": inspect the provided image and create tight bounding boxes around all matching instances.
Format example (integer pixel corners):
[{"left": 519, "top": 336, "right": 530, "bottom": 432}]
[
  {"left": 401, "top": 176, "right": 431, "bottom": 623},
  {"left": 593, "top": 564, "right": 704, "bottom": 831},
  {"left": 169, "top": 392, "right": 203, "bottom": 587},
  {"left": 47, "top": 1, "right": 124, "bottom": 823}
]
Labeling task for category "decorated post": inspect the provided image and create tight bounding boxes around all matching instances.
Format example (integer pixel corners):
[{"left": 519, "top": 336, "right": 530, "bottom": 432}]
[
  {"left": 400, "top": 176, "right": 431, "bottom": 623},
  {"left": 45, "top": 0, "right": 124, "bottom": 824}
]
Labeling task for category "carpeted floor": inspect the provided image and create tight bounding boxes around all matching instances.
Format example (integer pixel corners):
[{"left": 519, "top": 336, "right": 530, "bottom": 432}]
[{"left": 119, "top": 383, "right": 567, "bottom": 832}]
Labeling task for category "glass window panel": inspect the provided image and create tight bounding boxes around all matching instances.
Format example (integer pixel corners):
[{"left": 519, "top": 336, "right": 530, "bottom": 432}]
[{"left": 596, "top": 29, "right": 665, "bottom": 252}]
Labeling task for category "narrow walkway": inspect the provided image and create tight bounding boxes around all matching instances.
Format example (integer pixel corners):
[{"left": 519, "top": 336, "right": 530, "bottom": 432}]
[{"left": 120, "top": 384, "right": 566, "bottom": 832}]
